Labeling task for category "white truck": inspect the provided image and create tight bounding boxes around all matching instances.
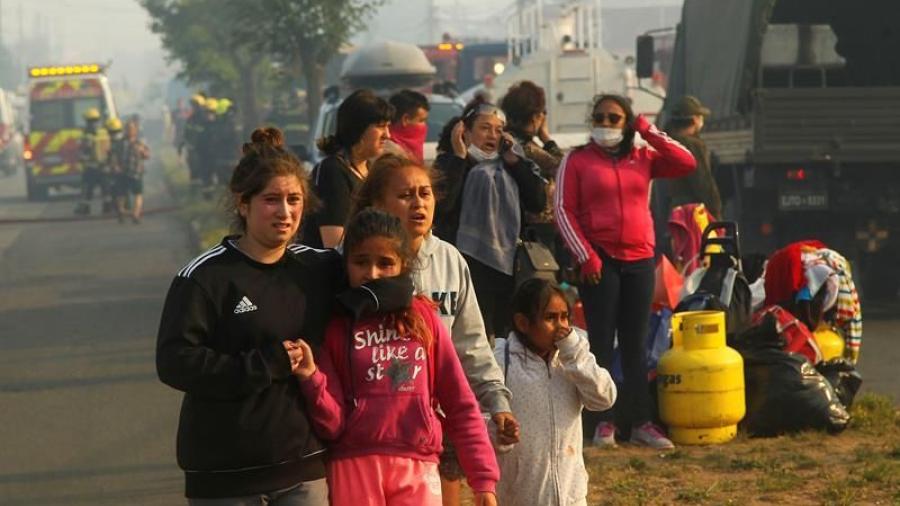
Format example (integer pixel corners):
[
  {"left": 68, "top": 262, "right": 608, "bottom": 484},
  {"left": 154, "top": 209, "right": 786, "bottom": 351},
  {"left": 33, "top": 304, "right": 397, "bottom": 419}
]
[{"left": 492, "top": 0, "right": 664, "bottom": 133}]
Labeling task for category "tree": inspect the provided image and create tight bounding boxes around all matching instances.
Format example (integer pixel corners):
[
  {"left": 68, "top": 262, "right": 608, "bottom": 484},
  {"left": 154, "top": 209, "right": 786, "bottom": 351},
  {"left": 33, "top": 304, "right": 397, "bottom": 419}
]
[
  {"left": 140, "top": 0, "right": 274, "bottom": 131},
  {"left": 227, "top": 0, "right": 385, "bottom": 130}
]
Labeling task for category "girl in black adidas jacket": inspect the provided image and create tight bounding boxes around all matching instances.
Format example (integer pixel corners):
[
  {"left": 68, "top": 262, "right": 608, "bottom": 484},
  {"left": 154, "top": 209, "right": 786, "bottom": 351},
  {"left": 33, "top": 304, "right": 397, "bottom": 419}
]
[{"left": 156, "top": 127, "right": 341, "bottom": 504}]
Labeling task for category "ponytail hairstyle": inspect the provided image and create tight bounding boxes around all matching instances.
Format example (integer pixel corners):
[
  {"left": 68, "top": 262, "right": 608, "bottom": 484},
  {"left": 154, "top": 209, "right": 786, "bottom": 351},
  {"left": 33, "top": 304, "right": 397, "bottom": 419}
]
[
  {"left": 350, "top": 153, "right": 442, "bottom": 218},
  {"left": 316, "top": 89, "right": 395, "bottom": 156},
  {"left": 510, "top": 278, "right": 571, "bottom": 345},
  {"left": 228, "top": 127, "right": 319, "bottom": 233},
  {"left": 343, "top": 208, "right": 435, "bottom": 348}
]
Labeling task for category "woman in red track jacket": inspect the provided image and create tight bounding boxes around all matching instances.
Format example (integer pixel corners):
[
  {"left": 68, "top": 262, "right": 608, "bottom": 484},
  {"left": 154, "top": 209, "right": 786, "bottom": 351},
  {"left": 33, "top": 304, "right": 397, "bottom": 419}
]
[{"left": 554, "top": 94, "right": 696, "bottom": 450}]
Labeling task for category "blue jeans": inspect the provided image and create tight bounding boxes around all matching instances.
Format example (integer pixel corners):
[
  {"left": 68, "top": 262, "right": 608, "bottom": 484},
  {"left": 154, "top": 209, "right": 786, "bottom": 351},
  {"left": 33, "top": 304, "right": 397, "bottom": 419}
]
[{"left": 187, "top": 479, "right": 328, "bottom": 506}]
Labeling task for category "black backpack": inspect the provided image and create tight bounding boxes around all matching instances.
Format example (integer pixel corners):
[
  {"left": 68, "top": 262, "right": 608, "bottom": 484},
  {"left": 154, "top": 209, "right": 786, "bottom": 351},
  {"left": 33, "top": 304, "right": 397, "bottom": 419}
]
[{"left": 676, "top": 222, "right": 753, "bottom": 340}]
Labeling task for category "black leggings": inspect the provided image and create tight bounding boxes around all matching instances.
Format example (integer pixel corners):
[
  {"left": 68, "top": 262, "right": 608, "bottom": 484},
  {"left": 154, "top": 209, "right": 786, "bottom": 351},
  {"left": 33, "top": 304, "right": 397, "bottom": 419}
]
[
  {"left": 579, "top": 247, "right": 655, "bottom": 429},
  {"left": 464, "top": 254, "right": 514, "bottom": 344}
]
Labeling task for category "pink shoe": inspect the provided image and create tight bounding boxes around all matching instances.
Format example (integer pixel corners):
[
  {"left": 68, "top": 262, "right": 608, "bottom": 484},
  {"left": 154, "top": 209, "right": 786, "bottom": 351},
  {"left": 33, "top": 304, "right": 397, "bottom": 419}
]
[
  {"left": 592, "top": 422, "right": 618, "bottom": 448},
  {"left": 630, "top": 422, "right": 675, "bottom": 449}
]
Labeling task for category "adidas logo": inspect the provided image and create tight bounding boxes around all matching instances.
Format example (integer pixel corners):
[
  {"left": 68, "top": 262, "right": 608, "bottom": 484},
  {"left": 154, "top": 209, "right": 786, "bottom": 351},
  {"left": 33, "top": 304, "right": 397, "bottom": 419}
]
[{"left": 233, "top": 296, "right": 258, "bottom": 314}]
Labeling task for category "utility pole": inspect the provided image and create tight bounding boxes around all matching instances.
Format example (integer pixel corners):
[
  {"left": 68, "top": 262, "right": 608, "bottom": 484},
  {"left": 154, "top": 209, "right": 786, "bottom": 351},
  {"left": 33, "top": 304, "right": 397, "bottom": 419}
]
[{"left": 426, "top": 0, "right": 435, "bottom": 44}]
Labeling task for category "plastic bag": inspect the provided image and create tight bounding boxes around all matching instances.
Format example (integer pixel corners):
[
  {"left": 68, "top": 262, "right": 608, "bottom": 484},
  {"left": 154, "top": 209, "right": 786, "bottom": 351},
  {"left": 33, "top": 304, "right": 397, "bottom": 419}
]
[
  {"left": 737, "top": 319, "right": 850, "bottom": 436},
  {"left": 817, "top": 358, "right": 863, "bottom": 409},
  {"left": 653, "top": 256, "right": 683, "bottom": 310}
]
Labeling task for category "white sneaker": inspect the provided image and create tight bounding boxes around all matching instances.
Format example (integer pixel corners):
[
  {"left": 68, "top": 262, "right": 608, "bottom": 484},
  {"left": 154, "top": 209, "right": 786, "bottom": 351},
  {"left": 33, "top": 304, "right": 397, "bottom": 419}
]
[
  {"left": 592, "top": 421, "right": 618, "bottom": 448},
  {"left": 629, "top": 422, "right": 675, "bottom": 450}
]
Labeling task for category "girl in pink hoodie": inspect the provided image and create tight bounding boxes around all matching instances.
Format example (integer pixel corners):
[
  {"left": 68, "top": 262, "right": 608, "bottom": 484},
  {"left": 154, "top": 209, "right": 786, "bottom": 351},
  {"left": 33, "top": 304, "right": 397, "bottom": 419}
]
[{"left": 292, "top": 208, "right": 499, "bottom": 506}]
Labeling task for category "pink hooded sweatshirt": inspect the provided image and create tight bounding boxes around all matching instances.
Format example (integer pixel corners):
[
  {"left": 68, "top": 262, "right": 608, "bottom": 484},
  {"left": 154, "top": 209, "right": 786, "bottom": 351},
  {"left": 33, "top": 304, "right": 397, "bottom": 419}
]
[{"left": 300, "top": 297, "right": 499, "bottom": 494}]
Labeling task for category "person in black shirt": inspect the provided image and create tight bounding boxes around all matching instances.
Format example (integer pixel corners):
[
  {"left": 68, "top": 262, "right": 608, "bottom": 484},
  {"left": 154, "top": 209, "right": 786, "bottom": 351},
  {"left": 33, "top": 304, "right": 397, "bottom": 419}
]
[
  {"left": 157, "top": 127, "right": 341, "bottom": 505},
  {"left": 301, "top": 89, "right": 394, "bottom": 249},
  {"left": 665, "top": 95, "right": 722, "bottom": 219}
]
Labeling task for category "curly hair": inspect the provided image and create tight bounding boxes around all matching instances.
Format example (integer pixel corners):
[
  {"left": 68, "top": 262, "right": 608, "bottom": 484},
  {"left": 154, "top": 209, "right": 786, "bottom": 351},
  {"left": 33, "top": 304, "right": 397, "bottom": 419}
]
[{"left": 500, "top": 80, "right": 546, "bottom": 133}]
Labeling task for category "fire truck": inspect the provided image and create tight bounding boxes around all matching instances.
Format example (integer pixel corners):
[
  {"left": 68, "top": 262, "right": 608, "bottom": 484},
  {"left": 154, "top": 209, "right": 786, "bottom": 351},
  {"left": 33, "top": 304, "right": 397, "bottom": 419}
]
[{"left": 24, "top": 63, "right": 117, "bottom": 200}]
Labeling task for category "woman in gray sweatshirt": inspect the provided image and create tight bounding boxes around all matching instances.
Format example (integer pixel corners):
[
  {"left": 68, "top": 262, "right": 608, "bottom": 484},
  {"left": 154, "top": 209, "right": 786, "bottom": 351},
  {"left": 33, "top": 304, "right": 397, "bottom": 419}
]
[{"left": 351, "top": 153, "right": 519, "bottom": 505}]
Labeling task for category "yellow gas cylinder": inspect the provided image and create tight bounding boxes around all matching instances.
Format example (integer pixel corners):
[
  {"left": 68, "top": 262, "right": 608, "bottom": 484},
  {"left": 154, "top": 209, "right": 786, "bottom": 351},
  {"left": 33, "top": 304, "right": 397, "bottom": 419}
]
[
  {"left": 813, "top": 324, "right": 845, "bottom": 361},
  {"left": 657, "top": 310, "right": 745, "bottom": 445}
]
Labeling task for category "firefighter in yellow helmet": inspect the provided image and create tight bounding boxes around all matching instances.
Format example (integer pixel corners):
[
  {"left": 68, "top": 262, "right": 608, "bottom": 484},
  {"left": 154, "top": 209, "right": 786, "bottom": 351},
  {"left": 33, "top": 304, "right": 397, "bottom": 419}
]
[
  {"left": 106, "top": 117, "right": 128, "bottom": 218},
  {"left": 182, "top": 93, "right": 212, "bottom": 189},
  {"left": 74, "top": 108, "right": 111, "bottom": 215},
  {"left": 192, "top": 98, "right": 220, "bottom": 192},
  {"left": 209, "top": 97, "right": 239, "bottom": 184}
]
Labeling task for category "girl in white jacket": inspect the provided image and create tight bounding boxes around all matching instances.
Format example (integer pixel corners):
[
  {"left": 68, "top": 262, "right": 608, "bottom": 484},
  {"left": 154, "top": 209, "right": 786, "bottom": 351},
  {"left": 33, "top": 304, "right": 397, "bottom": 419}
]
[{"left": 495, "top": 279, "right": 617, "bottom": 506}]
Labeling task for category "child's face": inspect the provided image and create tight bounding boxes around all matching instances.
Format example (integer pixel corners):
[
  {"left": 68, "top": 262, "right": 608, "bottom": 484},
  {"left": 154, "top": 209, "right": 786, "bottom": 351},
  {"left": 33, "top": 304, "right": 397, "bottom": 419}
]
[
  {"left": 346, "top": 236, "right": 404, "bottom": 287},
  {"left": 375, "top": 165, "right": 435, "bottom": 241},
  {"left": 516, "top": 293, "right": 570, "bottom": 354}
]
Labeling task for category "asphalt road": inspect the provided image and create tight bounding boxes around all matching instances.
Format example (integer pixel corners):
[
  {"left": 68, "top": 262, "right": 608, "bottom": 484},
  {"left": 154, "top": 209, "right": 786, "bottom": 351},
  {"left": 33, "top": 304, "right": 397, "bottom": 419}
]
[
  {"left": 0, "top": 163, "right": 186, "bottom": 505},
  {"left": 0, "top": 159, "right": 897, "bottom": 504}
]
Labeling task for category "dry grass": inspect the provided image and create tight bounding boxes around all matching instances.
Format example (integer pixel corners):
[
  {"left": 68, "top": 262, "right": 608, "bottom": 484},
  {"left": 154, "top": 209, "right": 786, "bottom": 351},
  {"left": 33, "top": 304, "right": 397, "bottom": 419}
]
[{"left": 462, "top": 393, "right": 900, "bottom": 505}]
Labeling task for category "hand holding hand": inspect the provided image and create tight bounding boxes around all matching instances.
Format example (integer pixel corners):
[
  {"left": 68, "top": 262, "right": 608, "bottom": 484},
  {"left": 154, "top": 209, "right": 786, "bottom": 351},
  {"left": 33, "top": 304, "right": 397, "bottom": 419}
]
[
  {"left": 492, "top": 412, "right": 521, "bottom": 445},
  {"left": 282, "top": 340, "right": 303, "bottom": 373},
  {"left": 291, "top": 339, "right": 317, "bottom": 380}
]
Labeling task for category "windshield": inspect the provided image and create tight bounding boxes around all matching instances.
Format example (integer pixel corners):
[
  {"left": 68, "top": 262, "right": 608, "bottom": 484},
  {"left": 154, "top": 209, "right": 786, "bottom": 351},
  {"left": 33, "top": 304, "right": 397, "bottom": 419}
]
[
  {"left": 426, "top": 101, "right": 462, "bottom": 142},
  {"left": 30, "top": 97, "right": 105, "bottom": 131}
]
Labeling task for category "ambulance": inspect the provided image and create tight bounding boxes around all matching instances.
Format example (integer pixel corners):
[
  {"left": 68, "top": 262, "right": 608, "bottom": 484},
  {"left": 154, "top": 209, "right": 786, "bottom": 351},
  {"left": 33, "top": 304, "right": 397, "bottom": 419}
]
[{"left": 24, "top": 63, "right": 117, "bottom": 200}]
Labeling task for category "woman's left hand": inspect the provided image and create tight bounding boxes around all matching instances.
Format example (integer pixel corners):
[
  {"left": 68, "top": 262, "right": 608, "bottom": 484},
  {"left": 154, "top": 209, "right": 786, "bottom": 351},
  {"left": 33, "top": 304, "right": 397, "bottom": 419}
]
[{"left": 474, "top": 492, "right": 498, "bottom": 506}]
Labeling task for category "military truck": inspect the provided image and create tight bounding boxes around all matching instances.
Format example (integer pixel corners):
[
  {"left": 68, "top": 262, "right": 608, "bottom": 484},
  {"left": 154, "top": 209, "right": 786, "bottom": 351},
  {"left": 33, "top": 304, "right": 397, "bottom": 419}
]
[{"left": 638, "top": 0, "right": 900, "bottom": 299}]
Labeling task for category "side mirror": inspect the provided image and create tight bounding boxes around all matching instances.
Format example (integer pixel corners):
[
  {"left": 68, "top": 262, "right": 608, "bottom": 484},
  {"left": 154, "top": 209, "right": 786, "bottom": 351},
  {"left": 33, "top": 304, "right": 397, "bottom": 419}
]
[{"left": 636, "top": 35, "right": 655, "bottom": 79}]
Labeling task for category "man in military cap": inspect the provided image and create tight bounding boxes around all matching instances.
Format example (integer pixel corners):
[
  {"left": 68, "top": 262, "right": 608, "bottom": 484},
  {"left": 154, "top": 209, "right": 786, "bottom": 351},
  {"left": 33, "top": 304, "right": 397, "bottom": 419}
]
[{"left": 665, "top": 95, "right": 722, "bottom": 219}]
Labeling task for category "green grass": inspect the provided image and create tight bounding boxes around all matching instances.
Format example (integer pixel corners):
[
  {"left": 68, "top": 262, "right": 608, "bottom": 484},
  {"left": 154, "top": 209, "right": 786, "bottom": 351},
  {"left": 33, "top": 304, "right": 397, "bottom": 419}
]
[{"left": 850, "top": 393, "right": 899, "bottom": 433}]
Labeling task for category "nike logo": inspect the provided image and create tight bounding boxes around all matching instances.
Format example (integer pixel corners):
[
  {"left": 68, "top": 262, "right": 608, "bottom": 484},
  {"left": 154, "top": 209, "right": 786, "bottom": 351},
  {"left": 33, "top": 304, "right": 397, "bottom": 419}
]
[{"left": 233, "top": 296, "right": 258, "bottom": 314}]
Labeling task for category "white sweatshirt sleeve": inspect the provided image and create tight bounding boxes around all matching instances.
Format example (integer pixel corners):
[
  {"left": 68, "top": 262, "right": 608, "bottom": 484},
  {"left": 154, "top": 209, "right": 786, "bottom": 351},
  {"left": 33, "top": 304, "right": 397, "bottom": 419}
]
[
  {"left": 452, "top": 254, "right": 513, "bottom": 415},
  {"left": 555, "top": 329, "right": 617, "bottom": 412}
]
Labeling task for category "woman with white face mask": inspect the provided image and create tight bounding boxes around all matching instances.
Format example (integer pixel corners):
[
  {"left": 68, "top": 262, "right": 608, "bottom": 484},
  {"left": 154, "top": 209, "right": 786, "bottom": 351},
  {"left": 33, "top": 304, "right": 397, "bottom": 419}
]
[
  {"left": 433, "top": 97, "right": 548, "bottom": 341},
  {"left": 430, "top": 97, "right": 546, "bottom": 506},
  {"left": 554, "top": 94, "right": 696, "bottom": 451}
]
